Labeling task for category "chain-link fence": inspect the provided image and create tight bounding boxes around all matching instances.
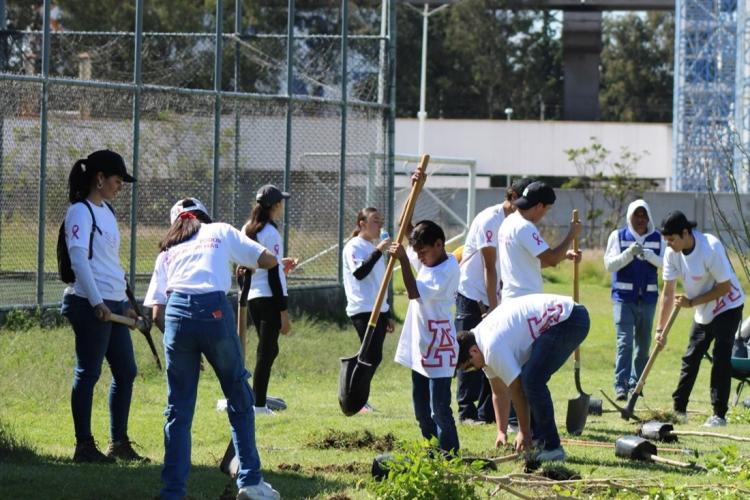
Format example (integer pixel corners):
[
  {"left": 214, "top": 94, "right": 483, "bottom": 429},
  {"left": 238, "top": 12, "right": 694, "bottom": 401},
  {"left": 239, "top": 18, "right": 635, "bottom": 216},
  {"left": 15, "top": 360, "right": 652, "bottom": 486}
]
[{"left": 0, "top": 0, "right": 395, "bottom": 309}]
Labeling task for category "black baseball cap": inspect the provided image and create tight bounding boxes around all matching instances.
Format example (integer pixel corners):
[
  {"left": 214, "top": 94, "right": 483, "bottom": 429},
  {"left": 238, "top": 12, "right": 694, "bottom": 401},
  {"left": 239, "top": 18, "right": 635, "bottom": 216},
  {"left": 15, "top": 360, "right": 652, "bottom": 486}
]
[
  {"left": 86, "top": 150, "right": 136, "bottom": 182},
  {"left": 509, "top": 177, "right": 534, "bottom": 197},
  {"left": 256, "top": 184, "right": 290, "bottom": 208},
  {"left": 513, "top": 181, "right": 556, "bottom": 210},
  {"left": 660, "top": 211, "right": 697, "bottom": 235}
]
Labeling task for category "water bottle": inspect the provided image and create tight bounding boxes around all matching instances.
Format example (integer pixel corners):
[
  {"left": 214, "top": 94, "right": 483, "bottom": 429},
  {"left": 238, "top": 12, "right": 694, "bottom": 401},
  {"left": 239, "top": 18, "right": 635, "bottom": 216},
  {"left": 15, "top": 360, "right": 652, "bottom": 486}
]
[{"left": 380, "top": 229, "right": 390, "bottom": 241}]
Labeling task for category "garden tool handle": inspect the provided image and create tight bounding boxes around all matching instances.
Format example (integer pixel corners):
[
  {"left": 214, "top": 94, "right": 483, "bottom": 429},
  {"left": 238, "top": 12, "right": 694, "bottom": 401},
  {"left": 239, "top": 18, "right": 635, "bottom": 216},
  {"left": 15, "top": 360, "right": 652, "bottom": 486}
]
[
  {"left": 572, "top": 209, "right": 580, "bottom": 302},
  {"left": 647, "top": 454, "right": 700, "bottom": 469},
  {"left": 631, "top": 306, "right": 681, "bottom": 396}
]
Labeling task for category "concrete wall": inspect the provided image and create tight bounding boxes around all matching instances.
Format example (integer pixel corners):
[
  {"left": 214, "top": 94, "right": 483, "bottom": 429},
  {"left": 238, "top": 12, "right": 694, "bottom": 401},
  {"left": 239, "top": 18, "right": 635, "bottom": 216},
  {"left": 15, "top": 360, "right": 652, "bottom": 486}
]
[{"left": 395, "top": 118, "right": 673, "bottom": 181}]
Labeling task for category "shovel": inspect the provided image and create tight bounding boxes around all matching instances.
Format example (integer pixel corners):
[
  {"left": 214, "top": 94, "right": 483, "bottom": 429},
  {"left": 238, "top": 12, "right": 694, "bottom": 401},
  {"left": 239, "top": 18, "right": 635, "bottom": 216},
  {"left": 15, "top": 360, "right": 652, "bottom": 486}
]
[
  {"left": 603, "top": 306, "right": 682, "bottom": 420},
  {"left": 338, "top": 154, "right": 430, "bottom": 416},
  {"left": 640, "top": 421, "right": 750, "bottom": 443},
  {"left": 615, "top": 435, "right": 703, "bottom": 470},
  {"left": 124, "top": 280, "right": 162, "bottom": 370},
  {"left": 219, "top": 271, "right": 253, "bottom": 478},
  {"left": 565, "top": 209, "right": 598, "bottom": 434}
]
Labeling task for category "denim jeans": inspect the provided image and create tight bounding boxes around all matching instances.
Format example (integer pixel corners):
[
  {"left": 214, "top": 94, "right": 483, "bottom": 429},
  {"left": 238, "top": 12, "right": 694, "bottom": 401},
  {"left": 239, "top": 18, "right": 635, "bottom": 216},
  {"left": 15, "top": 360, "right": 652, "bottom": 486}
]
[
  {"left": 520, "top": 305, "right": 590, "bottom": 450},
  {"left": 161, "top": 291, "right": 263, "bottom": 500},
  {"left": 411, "top": 370, "right": 460, "bottom": 454},
  {"left": 673, "top": 306, "right": 743, "bottom": 419},
  {"left": 61, "top": 293, "right": 136, "bottom": 442},
  {"left": 455, "top": 293, "right": 494, "bottom": 422},
  {"left": 613, "top": 301, "right": 656, "bottom": 393}
]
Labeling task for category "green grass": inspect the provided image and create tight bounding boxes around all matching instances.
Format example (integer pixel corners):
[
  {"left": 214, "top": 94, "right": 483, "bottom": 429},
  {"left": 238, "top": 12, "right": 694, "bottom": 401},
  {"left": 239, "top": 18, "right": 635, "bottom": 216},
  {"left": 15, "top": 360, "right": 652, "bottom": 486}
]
[{"left": 2, "top": 253, "right": 750, "bottom": 499}]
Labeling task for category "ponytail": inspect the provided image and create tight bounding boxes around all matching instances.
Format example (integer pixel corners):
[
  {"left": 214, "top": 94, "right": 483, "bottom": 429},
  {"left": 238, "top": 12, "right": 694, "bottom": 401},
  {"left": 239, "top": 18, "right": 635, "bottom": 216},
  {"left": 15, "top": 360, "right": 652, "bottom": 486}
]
[
  {"left": 244, "top": 203, "right": 275, "bottom": 241},
  {"left": 350, "top": 207, "right": 379, "bottom": 238},
  {"left": 68, "top": 159, "right": 94, "bottom": 202}
]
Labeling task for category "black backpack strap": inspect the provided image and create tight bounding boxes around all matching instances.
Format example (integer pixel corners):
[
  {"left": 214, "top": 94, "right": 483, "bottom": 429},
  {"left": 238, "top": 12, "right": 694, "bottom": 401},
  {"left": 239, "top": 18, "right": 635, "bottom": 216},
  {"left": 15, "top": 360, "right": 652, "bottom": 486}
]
[{"left": 80, "top": 200, "right": 101, "bottom": 260}]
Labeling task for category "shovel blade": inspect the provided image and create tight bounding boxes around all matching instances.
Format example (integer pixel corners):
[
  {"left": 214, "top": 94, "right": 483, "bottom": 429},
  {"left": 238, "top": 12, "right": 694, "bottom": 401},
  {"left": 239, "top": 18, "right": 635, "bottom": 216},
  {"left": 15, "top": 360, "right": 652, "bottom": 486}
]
[
  {"left": 566, "top": 393, "right": 590, "bottom": 435},
  {"left": 641, "top": 421, "right": 676, "bottom": 442},
  {"left": 338, "top": 355, "right": 375, "bottom": 416},
  {"left": 615, "top": 435, "right": 657, "bottom": 461}
]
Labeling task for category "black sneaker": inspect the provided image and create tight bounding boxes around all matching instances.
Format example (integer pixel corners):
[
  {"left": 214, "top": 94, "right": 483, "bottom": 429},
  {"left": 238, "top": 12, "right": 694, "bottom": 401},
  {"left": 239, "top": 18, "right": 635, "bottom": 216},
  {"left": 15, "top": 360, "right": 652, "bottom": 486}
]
[
  {"left": 73, "top": 437, "right": 115, "bottom": 464},
  {"left": 105, "top": 438, "right": 150, "bottom": 463}
]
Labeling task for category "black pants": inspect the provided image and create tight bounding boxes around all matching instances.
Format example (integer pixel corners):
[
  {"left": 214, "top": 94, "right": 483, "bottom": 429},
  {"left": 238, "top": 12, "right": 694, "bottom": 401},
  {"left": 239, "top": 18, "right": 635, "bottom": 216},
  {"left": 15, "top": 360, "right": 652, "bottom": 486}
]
[
  {"left": 350, "top": 311, "right": 389, "bottom": 372},
  {"left": 249, "top": 297, "right": 282, "bottom": 407},
  {"left": 455, "top": 293, "right": 495, "bottom": 422},
  {"left": 673, "top": 305, "right": 743, "bottom": 418}
]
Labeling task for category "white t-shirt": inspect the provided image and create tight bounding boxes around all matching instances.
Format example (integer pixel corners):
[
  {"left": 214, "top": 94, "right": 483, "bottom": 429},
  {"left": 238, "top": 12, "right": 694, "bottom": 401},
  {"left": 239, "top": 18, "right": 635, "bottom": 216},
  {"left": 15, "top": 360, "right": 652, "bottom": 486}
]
[
  {"left": 64, "top": 201, "right": 126, "bottom": 301},
  {"left": 472, "top": 293, "right": 576, "bottom": 385},
  {"left": 144, "top": 251, "right": 167, "bottom": 306},
  {"left": 342, "top": 236, "right": 389, "bottom": 316},
  {"left": 242, "top": 223, "right": 288, "bottom": 301},
  {"left": 147, "top": 223, "right": 265, "bottom": 297},
  {"left": 395, "top": 250, "right": 460, "bottom": 378},
  {"left": 498, "top": 211, "right": 549, "bottom": 299},
  {"left": 663, "top": 231, "right": 745, "bottom": 324},
  {"left": 458, "top": 204, "right": 506, "bottom": 305}
]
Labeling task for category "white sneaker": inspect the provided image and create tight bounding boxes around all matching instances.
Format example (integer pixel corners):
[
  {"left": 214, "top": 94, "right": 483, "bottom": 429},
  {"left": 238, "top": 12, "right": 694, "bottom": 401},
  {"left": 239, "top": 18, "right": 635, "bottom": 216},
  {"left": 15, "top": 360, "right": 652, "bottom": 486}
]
[
  {"left": 703, "top": 415, "right": 727, "bottom": 428},
  {"left": 237, "top": 480, "right": 280, "bottom": 500},
  {"left": 216, "top": 399, "right": 228, "bottom": 412},
  {"left": 358, "top": 402, "right": 377, "bottom": 414},
  {"left": 535, "top": 446, "right": 566, "bottom": 462},
  {"left": 507, "top": 423, "right": 519, "bottom": 434},
  {"left": 254, "top": 405, "right": 276, "bottom": 416},
  {"left": 674, "top": 411, "right": 689, "bottom": 424}
]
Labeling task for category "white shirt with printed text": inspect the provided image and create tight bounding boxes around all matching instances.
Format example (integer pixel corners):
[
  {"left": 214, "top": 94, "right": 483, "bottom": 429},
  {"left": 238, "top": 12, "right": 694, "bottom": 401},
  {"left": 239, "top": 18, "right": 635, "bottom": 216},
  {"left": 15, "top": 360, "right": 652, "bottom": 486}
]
[
  {"left": 342, "top": 236, "right": 389, "bottom": 316},
  {"left": 64, "top": 201, "right": 126, "bottom": 301},
  {"left": 395, "top": 250, "right": 460, "bottom": 378},
  {"left": 662, "top": 231, "right": 744, "bottom": 324},
  {"left": 243, "top": 223, "right": 288, "bottom": 301},
  {"left": 458, "top": 204, "right": 506, "bottom": 305},
  {"left": 473, "top": 293, "right": 576, "bottom": 386},
  {"left": 498, "top": 211, "right": 549, "bottom": 299}
]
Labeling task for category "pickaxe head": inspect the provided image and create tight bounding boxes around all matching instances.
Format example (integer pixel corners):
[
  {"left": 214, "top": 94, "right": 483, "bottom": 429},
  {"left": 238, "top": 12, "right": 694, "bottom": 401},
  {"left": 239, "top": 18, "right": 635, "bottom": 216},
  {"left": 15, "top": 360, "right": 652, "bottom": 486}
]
[{"left": 600, "top": 389, "right": 642, "bottom": 422}]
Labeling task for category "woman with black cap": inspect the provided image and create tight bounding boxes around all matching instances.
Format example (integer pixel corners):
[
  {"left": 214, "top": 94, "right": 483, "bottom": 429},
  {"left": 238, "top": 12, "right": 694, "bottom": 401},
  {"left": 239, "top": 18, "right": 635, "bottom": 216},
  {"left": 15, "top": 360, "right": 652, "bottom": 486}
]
[
  {"left": 656, "top": 210, "right": 745, "bottom": 427},
  {"left": 59, "top": 150, "right": 146, "bottom": 463},
  {"left": 243, "top": 184, "right": 297, "bottom": 415}
]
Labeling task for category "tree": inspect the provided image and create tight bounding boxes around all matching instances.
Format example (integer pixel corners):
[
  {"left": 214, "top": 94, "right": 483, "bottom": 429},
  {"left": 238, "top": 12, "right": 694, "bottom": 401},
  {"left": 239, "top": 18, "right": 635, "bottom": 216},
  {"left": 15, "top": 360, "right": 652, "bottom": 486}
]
[{"left": 600, "top": 12, "right": 674, "bottom": 122}]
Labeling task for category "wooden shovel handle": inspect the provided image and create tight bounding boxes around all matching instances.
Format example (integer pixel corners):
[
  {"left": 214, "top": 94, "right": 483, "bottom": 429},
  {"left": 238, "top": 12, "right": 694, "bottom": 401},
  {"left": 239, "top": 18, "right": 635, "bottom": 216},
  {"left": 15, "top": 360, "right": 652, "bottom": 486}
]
[
  {"left": 647, "top": 454, "right": 692, "bottom": 468},
  {"left": 110, "top": 312, "right": 137, "bottom": 328},
  {"left": 572, "top": 209, "right": 581, "bottom": 365},
  {"left": 673, "top": 430, "right": 750, "bottom": 442},
  {"left": 631, "top": 306, "right": 681, "bottom": 396},
  {"left": 367, "top": 155, "right": 430, "bottom": 328}
]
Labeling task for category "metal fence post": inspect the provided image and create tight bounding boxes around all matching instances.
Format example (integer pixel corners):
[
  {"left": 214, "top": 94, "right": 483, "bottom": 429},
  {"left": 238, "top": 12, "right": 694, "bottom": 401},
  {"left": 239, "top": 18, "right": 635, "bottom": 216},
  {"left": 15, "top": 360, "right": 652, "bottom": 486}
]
[
  {"left": 36, "top": 0, "right": 52, "bottom": 306},
  {"left": 387, "top": 0, "right": 396, "bottom": 238},
  {"left": 283, "top": 0, "right": 294, "bottom": 252},
  {"left": 337, "top": 0, "right": 349, "bottom": 286},
  {"left": 212, "top": 0, "right": 223, "bottom": 220},
  {"left": 129, "top": 0, "right": 144, "bottom": 288},
  {"left": 0, "top": 0, "right": 6, "bottom": 275},
  {"left": 233, "top": 0, "right": 242, "bottom": 227}
]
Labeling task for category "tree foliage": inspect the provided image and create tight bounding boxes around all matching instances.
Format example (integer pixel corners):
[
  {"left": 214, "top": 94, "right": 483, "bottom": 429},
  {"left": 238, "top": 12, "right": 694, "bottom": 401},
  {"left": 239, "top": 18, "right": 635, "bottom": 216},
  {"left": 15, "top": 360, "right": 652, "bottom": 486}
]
[{"left": 600, "top": 12, "right": 674, "bottom": 122}]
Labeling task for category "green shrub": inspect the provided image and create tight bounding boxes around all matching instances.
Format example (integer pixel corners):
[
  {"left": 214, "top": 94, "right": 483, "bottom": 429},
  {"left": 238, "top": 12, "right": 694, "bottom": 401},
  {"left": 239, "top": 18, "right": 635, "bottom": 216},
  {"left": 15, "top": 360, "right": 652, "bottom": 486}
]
[
  {"left": 1, "top": 308, "right": 42, "bottom": 331},
  {"left": 367, "top": 439, "right": 483, "bottom": 500}
]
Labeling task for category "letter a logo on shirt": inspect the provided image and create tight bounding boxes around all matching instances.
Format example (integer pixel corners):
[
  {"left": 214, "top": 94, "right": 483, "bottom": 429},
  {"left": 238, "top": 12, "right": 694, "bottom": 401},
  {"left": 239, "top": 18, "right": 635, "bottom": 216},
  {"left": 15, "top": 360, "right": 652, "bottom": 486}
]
[{"left": 422, "top": 320, "right": 456, "bottom": 368}]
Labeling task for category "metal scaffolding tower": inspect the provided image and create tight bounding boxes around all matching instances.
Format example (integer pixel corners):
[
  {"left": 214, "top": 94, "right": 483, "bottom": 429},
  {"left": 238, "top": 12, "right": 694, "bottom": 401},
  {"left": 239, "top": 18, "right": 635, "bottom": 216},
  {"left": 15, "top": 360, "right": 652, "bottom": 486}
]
[{"left": 673, "top": 0, "right": 743, "bottom": 192}]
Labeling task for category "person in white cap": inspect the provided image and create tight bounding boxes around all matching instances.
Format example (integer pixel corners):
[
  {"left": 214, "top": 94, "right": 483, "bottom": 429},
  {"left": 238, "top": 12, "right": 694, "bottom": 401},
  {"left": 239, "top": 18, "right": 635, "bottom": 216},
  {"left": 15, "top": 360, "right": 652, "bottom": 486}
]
[
  {"left": 146, "top": 197, "right": 280, "bottom": 500},
  {"left": 242, "top": 184, "right": 297, "bottom": 415}
]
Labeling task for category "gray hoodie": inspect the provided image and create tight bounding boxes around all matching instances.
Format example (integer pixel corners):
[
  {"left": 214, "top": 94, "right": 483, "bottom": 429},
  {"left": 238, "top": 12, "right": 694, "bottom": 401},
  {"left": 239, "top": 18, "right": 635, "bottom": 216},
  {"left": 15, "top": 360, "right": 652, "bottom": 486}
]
[{"left": 603, "top": 199, "right": 663, "bottom": 272}]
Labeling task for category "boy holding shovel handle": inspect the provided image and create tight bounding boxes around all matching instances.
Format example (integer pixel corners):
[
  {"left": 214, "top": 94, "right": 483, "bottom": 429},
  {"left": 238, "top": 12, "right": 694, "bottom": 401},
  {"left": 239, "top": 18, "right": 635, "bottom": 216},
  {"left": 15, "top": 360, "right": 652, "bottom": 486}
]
[{"left": 656, "top": 211, "right": 744, "bottom": 427}]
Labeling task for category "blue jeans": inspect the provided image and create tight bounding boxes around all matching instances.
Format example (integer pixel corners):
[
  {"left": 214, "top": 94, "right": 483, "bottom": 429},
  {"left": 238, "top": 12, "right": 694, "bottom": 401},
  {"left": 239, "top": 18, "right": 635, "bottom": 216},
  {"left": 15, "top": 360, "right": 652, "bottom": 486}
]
[
  {"left": 411, "top": 371, "right": 460, "bottom": 454},
  {"left": 520, "top": 305, "right": 590, "bottom": 450},
  {"left": 61, "top": 294, "right": 136, "bottom": 442},
  {"left": 455, "top": 294, "right": 494, "bottom": 422},
  {"left": 161, "top": 291, "right": 263, "bottom": 500},
  {"left": 613, "top": 301, "right": 656, "bottom": 393}
]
